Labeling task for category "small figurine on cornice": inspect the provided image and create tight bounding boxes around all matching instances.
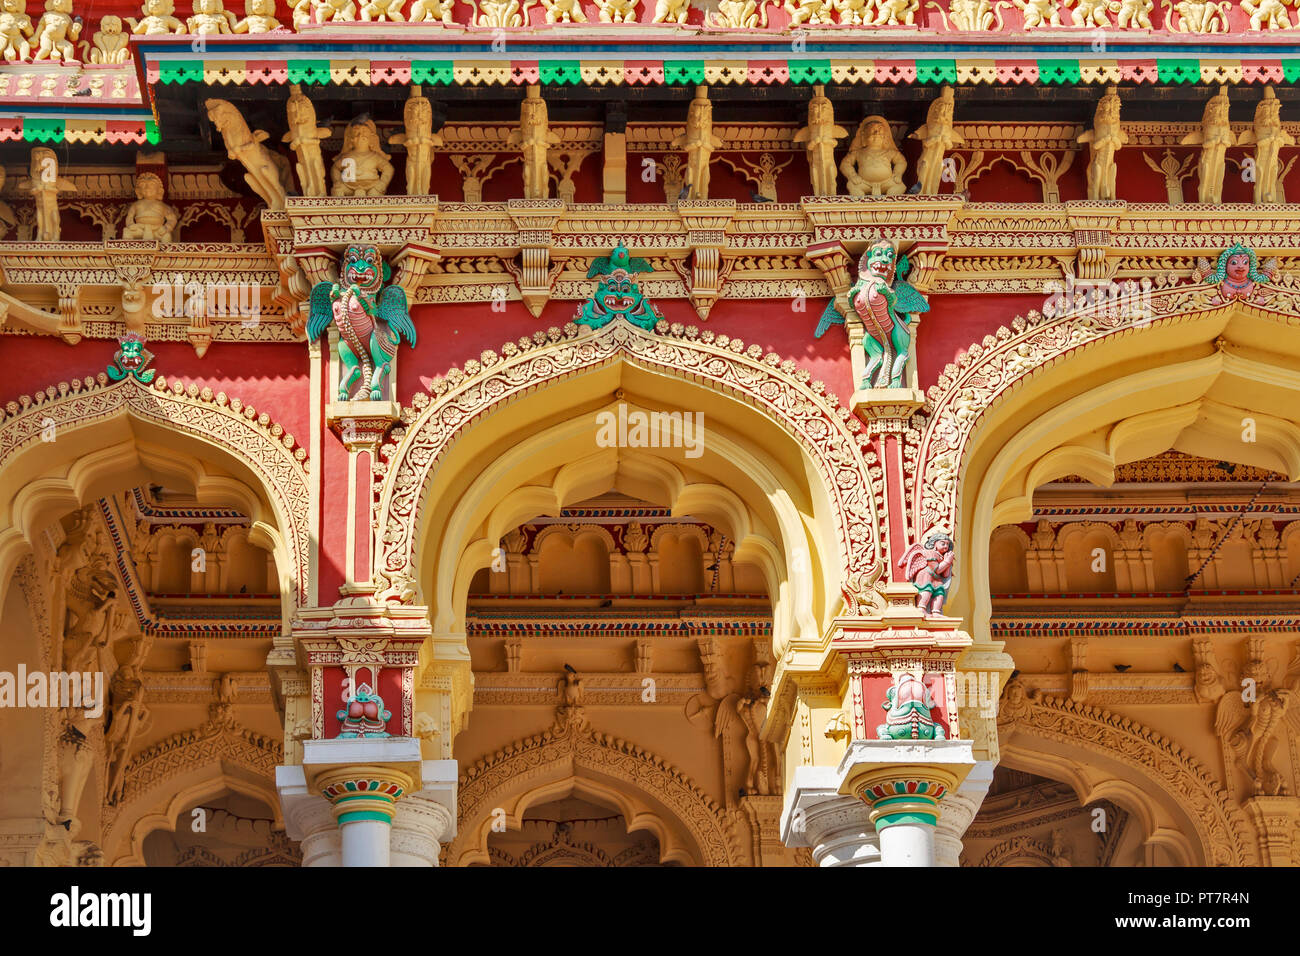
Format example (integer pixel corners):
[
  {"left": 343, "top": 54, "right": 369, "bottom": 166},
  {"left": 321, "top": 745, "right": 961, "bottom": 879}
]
[
  {"left": 31, "top": 0, "right": 80, "bottom": 61},
  {"left": 652, "top": 0, "right": 692, "bottom": 21},
  {"left": 19, "top": 146, "right": 76, "bottom": 241},
  {"left": 541, "top": 0, "right": 587, "bottom": 20},
  {"left": 598, "top": 0, "right": 639, "bottom": 21},
  {"left": 1066, "top": 0, "right": 1116, "bottom": 27},
  {"left": 0, "top": 0, "right": 34, "bottom": 60},
  {"left": 872, "top": 0, "right": 919, "bottom": 23},
  {"left": 121, "top": 172, "right": 179, "bottom": 242},
  {"left": 1162, "top": 0, "right": 1229, "bottom": 32},
  {"left": 713, "top": 0, "right": 767, "bottom": 27},
  {"left": 205, "top": 98, "right": 292, "bottom": 209},
  {"left": 910, "top": 85, "right": 963, "bottom": 195},
  {"left": 187, "top": 0, "right": 237, "bottom": 34},
  {"left": 1012, "top": 0, "right": 1064, "bottom": 26},
  {"left": 1191, "top": 243, "right": 1277, "bottom": 306},
  {"left": 389, "top": 85, "right": 442, "bottom": 196},
  {"left": 833, "top": 0, "right": 870, "bottom": 23},
  {"left": 129, "top": 0, "right": 186, "bottom": 34},
  {"left": 576, "top": 245, "right": 662, "bottom": 331},
  {"left": 473, "top": 0, "right": 526, "bottom": 27},
  {"left": 926, "top": 0, "right": 1004, "bottom": 30},
  {"left": 308, "top": 244, "right": 417, "bottom": 401},
  {"left": 360, "top": 0, "right": 407, "bottom": 19},
  {"left": 898, "top": 529, "right": 954, "bottom": 616},
  {"left": 411, "top": 0, "right": 457, "bottom": 22},
  {"left": 840, "top": 116, "right": 906, "bottom": 197},
  {"left": 671, "top": 85, "right": 723, "bottom": 200},
  {"left": 234, "top": 0, "right": 284, "bottom": 31},
  {"left": 329, "top": 115, "right": 395, "bottom": 197},
  {"left": 1180, "top": 85, "right": 1234, "bottom": 204},
  {"left": 876, "top": 671, "right": 947, "bottom": 740},
  {"left": 1078, "top": 84, "right": 1127, "bottom": 201},
  {"left": 1242, "top": 0, "right": 1292, "bottom": 29},
  {"left": 1239, "top": 87, "right": 1295, "bottom": 205},
  {"left": 80, "top": 14, "right": 130, "bottom": 61},
  {"left": 785, "top": 0, "right": 834, "bottom": 24},
  {"left": 793, "top": 85, "right": 848, "bottom": 196},
  {"left": 106, "top": 334, "right": 157, "bottom": 383},
  {"left": 1115, "top": 0, "right": 1153, "bottom": 26},
  {"left": 336, "top": 682, "right": 391, "bottom": 737},
  {"left": 283, "top": 83, "right": 331, "bottom": 197}
]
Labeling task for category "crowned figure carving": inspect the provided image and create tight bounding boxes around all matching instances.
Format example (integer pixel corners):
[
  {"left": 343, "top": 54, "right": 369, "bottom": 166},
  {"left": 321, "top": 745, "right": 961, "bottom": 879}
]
[
  {"left": 330, "top": 116, "right": 395, "bottom": 197},
  {"left": 840, "top": 116, "right": 906, "bottom": 197}
]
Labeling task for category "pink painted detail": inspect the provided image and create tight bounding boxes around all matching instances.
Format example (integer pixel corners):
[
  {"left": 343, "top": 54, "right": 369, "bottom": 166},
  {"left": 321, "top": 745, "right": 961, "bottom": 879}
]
[
  {"left": 370, "top": 61, "right": 411, "bottom": 84},
  {"left": 625, "top": 61, "right": 664, "bottom": 85},
  {"left": 1243, "top": 61, "right": 1284, "bottom": 83},
  {"left": 994, "top": 60, "right": 1037, "bottom": 84},
  {"left": 354, "top": 449, "right": 371, "bottom": 583},
  {"left": 875, "top": 61, "right": 917, "bottom": 84},
  {"left": 511, "top": 61, "right": 540, "bottom": 84},
  {"left": 746, "top": 61, "right": 788, "bottom": 84},
  {"left": 246, "top": 61, "right": 289, "bottom": 84},
  {"left": 882, "top": 434, "right": 910, "bottom": 582},
  {"left": 0, "top": 118, "right": 20, "bottom": 141},
  {"left": 1120, "top": 60, "right": 1158, "bottom": 83}
]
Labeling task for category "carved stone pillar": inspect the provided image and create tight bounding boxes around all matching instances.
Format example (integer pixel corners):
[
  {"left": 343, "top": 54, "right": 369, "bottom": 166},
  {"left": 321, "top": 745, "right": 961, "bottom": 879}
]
[
  {"left": 933, "top": 759, "right": 994, "bottom": 867},
  {"left": 781, "top": 766, "right": 881, "bottom": 867},
  {"left": 389, "top": 763, "right": 458, "bottom": 866},
  {"left": 839, "top": 739, "right": 975, "bottom": 868}
]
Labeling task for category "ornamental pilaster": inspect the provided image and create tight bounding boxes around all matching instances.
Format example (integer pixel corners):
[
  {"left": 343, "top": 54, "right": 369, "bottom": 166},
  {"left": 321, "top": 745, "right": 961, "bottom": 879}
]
[
  {"left": 1065, "top": 199, "right": 1126, "bottom": 284},
  {"left": 505, "top": 198, "right": 567, "bottom": 317},
  {"left": 675, "top": 199, "right": 736, "bottom": 319},
  {"left": 1244, "top": 795, "right": 1300, "bottom": 866}
]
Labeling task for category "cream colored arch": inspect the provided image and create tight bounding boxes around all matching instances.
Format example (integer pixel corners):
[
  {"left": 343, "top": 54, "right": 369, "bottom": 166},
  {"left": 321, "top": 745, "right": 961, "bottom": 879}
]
[
  {"left": 997, "top": 681, "right": 1253, "bottom": 866},
  {"left": 0, "top": 374, "right": 310, "bottom": 621},
  {"left": 918, "top": 299, "right": 1300, "bottom": 637},
  {"left": 447, "top": 723, "right": 745, "bottom": 867},
  {"left": 377, "top": 322, "right": 881, "bottom": 685}
]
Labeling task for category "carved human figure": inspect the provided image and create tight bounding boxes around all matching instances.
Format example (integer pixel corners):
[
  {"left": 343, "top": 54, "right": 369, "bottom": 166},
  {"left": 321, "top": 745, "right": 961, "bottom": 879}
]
[
  {"left": 187, "top": 0, "right": 236, "bottom": 32},
  {"left": 19, "top": 146, "right": 75, "bottom": 241},
  {"left": 129, "top": 0, "right": 186, "bottom": 33},
  {"left": 81, "top": 13, "right": 129, "bottom": 61},
  {"left": 1164, "top": 0, "right": 1229, "bottom": 32},
  {"left": 793, "top": 84, "right": 849, "bottom": 196},
  {"left": 840, "top": 116, "right": 906, "bottom": 197},
  {"left": 872, "top": 0, "right": 918, "bottom": 22},
  {"left": 1067, "top": 0, "right": 1114, "bottom": 25},
  {"left": 785, "top": 0, "right": 834, "bottom": 22},
  {"left": 205, "top": 98, "right": 291, "bottom": 209},
  {"left": 121, "top": 172, "right": 179, "bottom": 241},
  {"left": 670, "top": 85, "right": 723, "bottom": 200},
  {"left": 910, "top": 85, "right": 963, "bottom": 195},
  {"left": 1192, "top": 243, "right": 1277, "bottom": 305},
  {"left": 941, "top": 0, "right": 1002, "bottom": 29},
  {"left": 1115, "top": 0, "right": 1153, "bottom": 25},
  {"left": 508, "top": 86, "right": 559, "bottom": 200},
  {"left": 389, "top": 84, "right": 442, "bottom": 195},
  {"left": 410, "top": 0, "right": 456, "bottom": 21},
  {"left": 1013, "top": 0, "right": 1062, "bottom": 25},
  {"left": 330, "top": 116, "right": 395, "bottom": 197},
  {"left": 899, "top": 532, "right": 955, "bottom": 616},
  {"left": 361, "top": 0, "right": 407, "bottom": 18},
  {"left": 104, "top": 648, "right": 152, "bottom": 806},
  {"left": 0, "top": 0, "right": 34, "bottom": 60},
  {"left": 477, "top": 0, "right": 524, "bottom": 25},
  {"left": 541, "top": 0, "right": 587, "bottom": 19},
  {"left": 652, "top": 0, "right": 691, "bottom": 20},
  {"left": 598, "top": 0, "right": 638, "bottom": 20},
  {"left": 1239, "top": 87, "right": 1294, "bottom": 204},
  {"left": 294, "top": 0, "right": 358, "bottom": 25},
  {"left": 282, "top": 83, "right": 331, "bottom": 197},
  {"left": 31, "top": 0, "right": 80, "bottom": 61},
  {"left": 1180, "top": 85, "right": 1235, "bottom": 204},
  {"left": 1078, "top": 85, "right": 1127, "bottom": 201},
  {"left": 1242, "top": 0, "right": 1292, "bottom": 29},
  {"left": 234, "top": 0, "right": 283, "bottom": 31}
]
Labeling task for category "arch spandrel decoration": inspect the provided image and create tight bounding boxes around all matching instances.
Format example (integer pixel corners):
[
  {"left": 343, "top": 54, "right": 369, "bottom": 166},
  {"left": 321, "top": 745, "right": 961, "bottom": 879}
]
[
  {"left": 916, "top": 282, "right": 1300, "bottom": 606},
  {"left": 375, "top": 320, "right": 881, "bottom": 609},
  {"left": 450, "top": 721, "right": 747, "bottom": 867},
  {"left": 0, "top": 373, "right": 311, "bottom": 603},
  {"left": 997, "top": 681, "right": 1254, "bottom": 867}
]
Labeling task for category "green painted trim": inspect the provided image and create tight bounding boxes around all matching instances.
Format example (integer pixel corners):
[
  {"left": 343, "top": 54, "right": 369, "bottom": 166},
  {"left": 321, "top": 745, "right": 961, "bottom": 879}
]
[
  {"left": 539, "top": 61, "right": 582, "bottom": 85},
  {"left": 1284, "top": 60, "right": 1300, "bottom": 83},
  {"left": 411, "top": 60, "right": 455, "bottom": 84},
  {"left": 915, "top": 59, "right": 957, "bottom": 84},
  {"left": 23, "top": 119, "right": 65, "bottom": 143},
  {"left": 337, "top": 810, "right": 394, "bottom": 825},
  {"left": 1157, "top": 59, "right": 1200, "bottom": 83},
  {"left": 1037, "top": 59, "right": 1080, "bottom": 84},
  {"left": 288, "top": 60, "right": 332, "bottom": 85},
  {"left": 664, "top": 61, "right": 706, "bottom": 85},
  {"left": 871, "top": 793, "right": 940, "bottom": 811},
  {"left": 874, "top": 810, "right": 939, "bottom": 830},
  {"left": 788, "top": 60, "right": 832, "bottom": 84}
]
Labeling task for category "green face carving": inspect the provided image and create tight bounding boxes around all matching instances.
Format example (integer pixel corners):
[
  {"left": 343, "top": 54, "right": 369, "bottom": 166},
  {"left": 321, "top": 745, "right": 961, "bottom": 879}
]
[{"left": 342, "top": 243, "right": 383, "bottom": 291}]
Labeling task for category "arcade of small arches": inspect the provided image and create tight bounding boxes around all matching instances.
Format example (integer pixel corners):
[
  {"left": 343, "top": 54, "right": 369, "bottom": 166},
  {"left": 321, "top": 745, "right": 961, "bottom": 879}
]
[{"left": 2, "top": 295, "right": 1300, "bottom": 868}]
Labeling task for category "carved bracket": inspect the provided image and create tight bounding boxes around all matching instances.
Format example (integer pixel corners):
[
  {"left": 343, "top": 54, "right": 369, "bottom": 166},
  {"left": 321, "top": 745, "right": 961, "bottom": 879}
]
[
  {"left": 506, "top": 198, "right": 567, "bottom": 317},
  {"left": 676, "top": 199, "right": 736, "bottom": 319}
]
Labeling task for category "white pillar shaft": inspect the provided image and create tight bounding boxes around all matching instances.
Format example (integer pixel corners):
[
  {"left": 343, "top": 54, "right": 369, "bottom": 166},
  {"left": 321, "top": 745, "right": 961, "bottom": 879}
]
[
  {"left": 878, "top": 821, "right": 935, "bottom": 867},
  {"left": 301, "top": 828, "right": 342, "bottom": 867},
  {"left": 340, "top": 819, "right": 392, "bottom": 867}
]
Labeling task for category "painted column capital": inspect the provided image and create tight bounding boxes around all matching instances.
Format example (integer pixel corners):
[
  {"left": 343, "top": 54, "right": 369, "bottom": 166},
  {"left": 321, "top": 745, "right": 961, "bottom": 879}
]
[
  {"left": 837, "top": 738, "right": 975, "bottom": 831},
  {"left": 316, "top": 765, "right": 415, "bottom": 826}
]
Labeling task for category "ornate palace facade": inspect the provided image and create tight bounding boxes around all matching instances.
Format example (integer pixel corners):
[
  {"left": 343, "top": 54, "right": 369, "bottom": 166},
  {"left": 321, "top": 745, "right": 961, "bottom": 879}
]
[{"left": 0, "top": 0, "right": 1298, "bottom": 869}]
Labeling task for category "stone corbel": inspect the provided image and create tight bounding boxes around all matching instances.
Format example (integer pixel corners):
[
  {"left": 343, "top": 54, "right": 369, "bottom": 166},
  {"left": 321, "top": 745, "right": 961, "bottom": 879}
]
[
  {"left": 675, "top": 199, "right": 736, "bottom": 319},
  {"left": 1065, "top": 199, "right": 1126, "bottom": 284},
  {"left": 504, "top": 198, "right": 566, "bottom": 317},
  {"left": 55, "top": 281, "right": 81, "bottom": 345},
  {"left": 391, "top": 243, "right": 442, "bottom": 297},
  {"left": 105, "top": 239, "right": 158, "bottom": 334}
]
